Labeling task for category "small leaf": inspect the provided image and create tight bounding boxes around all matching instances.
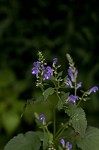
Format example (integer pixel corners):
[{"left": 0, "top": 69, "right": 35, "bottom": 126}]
[
  {"left": 57, "top": 100, "right": 63, "bottom": 110},
  {"left": 43, "top": 88, "right": 54, "bottom": 101},
  {"left": 61, "top": 92, "right": 70, "bottom": 103},
  {"left": 77, "top": 126, "right": 99, "bottom": 150},
  {"left": 57, "top": 71, "right": 63, "bottom": 77},
  {"left": 4, "top": 131, "right": 41, "bottom": 150}
]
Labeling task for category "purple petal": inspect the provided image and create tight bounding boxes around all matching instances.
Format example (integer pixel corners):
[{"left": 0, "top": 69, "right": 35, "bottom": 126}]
[
  {"left": 46, "top": 66, "right": 53, "bottom": 75},
  {"left": 46, "top": 66, "right": 53, "bottom": 76},
  {"left": 77, "top": 82, "right": 82, "bottom": 89},
  {"left": 41, "top": 65, "right": 45, "bottom": 71},
  {"left": 32, "top": 67, "right": 39, "bottom": 75},
  {"left": 39, "top": 114, "right": 46, "bottom": 125},
  {"left": 53, "top": 58, "right": 58, "bottom": 65},
  {"left": 67, "top": 94, "right": 78, "bottom": 104},
  {"left": 65, "top": 78, "right": 73, "bottom": 88},
  {"left": 66, "top": 142, "right": 72, "bottom": 149},
  {"left": 88, "top": 86, "right": 98, "bottom": 95},
  {"left": 39, "top": 114, "right": 45, "bottom": 121},
  {"left": 33, "top": 61, "right": 40, "bottom": 67},
  {"left": 60, "top": 139, "right": 65, "bottom": 147},
  {"left": 68, "top": 67, "right": 73, "bottom": 77},
  {"left": 67, "top": 67, "right": 75, "bottom": 82},
  {"left": 43, "top": 73, "right": 51, "bottom": 80}
]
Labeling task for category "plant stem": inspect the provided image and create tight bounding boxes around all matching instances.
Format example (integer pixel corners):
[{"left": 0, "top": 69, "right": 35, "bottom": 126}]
[
  {"left": 54, "top": 125, "right": 64, "bottom": 138},
  {"left": 53, "top": 108, "right": 56, "bottom": 138},
  {"left": 55, "top": 121, "right": 69, "bottom": 141},
  {"left": 77, "top": 92, "right": 86, "bottom": 106}
]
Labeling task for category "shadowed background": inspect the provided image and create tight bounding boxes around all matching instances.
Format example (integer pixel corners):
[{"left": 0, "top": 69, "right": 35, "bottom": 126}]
[{"left": 0, "top": 0, "right": 99, "bottom": 149}]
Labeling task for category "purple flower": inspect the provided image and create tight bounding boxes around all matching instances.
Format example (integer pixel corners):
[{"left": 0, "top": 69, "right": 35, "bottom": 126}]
[
  {"left": 32, "top": 67, "right": 39, "bottom": 75},
  {"left": 60, "top": 139, "right": 65, "bottom": 148},
  {"left": 68, "top": 67, "right": 78, "bottom": 82},
  {"left": 40, "top": 64, "right": 45, "bottom": 75},
  {"left": 39, "top": 114, "right": 45, "bottom": 121},
  {"left": 43, "top": 66, "right": 53, "bottom": 80},
  {"left": 53, "top": 58, "right": 58, "bottom": 65},
  {"left": 68, "top": 67, "right": 73, "bottom": 76},
  {"left": 32, "top": 61, "right": 41, "bottom": 76},
  {"left": 68, "top": 67, "right": 75, "bottom": 82},
  {"left": 75, "top": 69, "right": 78, "bottom": 76},
  {"left": 41, "top": 64, "right": 45, "bottom": 71},
  {"left": 65, "top": 78, "right": 73, "bottom": 88},
  {"left": 46, "top": 66, "right": 53, "bottom": 75},
  {"left": 88, "top": 86, "right": 98, "bottom": 95},
  {"left": 60, "top": 139, "right": 72, "bottom": 149},
  {"left": 77, "top": 82, "right": 82, "bottom": 89},
  {"left": 33, "top": 61, "right": 40, "bottom": 68},
  {"left": 67, "top": 94, "right": 78, "bottom": 104},
  {"left": 43, "top": 73, "right": 51, "bottom": 80},
  {"left": 66, "top": 142, "right": 72, "bottom": 150},
  {"left": 39, "top": 114, "right": 46, "bottom": 125}
]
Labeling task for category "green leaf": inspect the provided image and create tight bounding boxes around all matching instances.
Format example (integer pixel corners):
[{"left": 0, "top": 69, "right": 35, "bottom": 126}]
[
  {"left": 4, "top": 131, "right": 41, "bottom": 150},
  {"left": 35, "top": 131, "right": 44, "bottom": 140},
  {"left": 77, "top": 126, "right": 99, "bottom": 150},
  {"left": 57, "top": 71, "right": 63, "bottom": 77},
  {"left": 57, "top": 100, "right": 63, "bottom": 110},
  {"left": 43, "top": 87, "right": 54, "bottom": 101},
  {"left": 67, "top": 107, "right": 87, "bottom": 137},
  {"left": 61, "top": 92, "right": 70, "bottom": 101}
]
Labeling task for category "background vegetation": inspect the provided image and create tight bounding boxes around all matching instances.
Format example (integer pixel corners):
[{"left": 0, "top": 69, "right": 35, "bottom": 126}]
[{"left": 0, "top": 0, "right": 99, "bottom": 149}]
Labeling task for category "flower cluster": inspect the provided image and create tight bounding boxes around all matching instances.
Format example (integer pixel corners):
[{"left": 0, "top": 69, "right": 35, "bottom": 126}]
[
  {"left": 65, "top": 66, "right": 82, "bottom": 89},
  {"left": 64, "top": 54, "right": 99, "bottom": 105},
  {"left": 32, "top": 52, "right": 58, "bottom": 87},
  {"left": 64, "top": 54, "right": 82, "bottom": 104},
  {"left": 32, "top": 60, "right": 53, "bottom": 80},
  {"left": 60, "top": 139, "right": 72, "bottom": 150}
]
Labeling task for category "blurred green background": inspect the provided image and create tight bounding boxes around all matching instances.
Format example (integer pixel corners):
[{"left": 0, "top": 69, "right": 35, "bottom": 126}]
[{"left": 0, "top": 0, "right": 99, "bottom": 149}]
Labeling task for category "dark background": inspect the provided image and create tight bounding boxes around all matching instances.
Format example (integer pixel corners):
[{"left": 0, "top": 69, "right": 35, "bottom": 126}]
[{"left": 0, "top": 0, "right": 99, "bottom": 149}]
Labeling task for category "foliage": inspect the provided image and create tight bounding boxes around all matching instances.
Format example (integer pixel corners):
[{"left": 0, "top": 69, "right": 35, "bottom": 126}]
[{"left": 4, "top": 52, "right": 99, "bottom": 150}]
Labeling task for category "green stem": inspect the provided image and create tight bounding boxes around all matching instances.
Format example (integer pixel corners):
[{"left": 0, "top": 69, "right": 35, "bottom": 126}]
[
  {"left": 77, "top": 92, "right": 86, "bottom": 106},
  {"left": 55, "top": 121, "right": 69, "bottom": 141},
  {"left": 54, "top": 125, "right": 64, "bottom": 138},
  {"left": 53, "top": 108, "right": 56, "bottom": 137},
  {"left": 45, "top": 126, "right": 49, "bottom": 134},
  {"left": 56, "top": 92, "right": 62, "bottom": 102}
]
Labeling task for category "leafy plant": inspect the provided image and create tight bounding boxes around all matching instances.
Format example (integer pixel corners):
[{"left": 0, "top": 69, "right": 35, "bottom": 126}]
[{"left": 4, "top": 52, "right": 99, "bottom": 150}]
